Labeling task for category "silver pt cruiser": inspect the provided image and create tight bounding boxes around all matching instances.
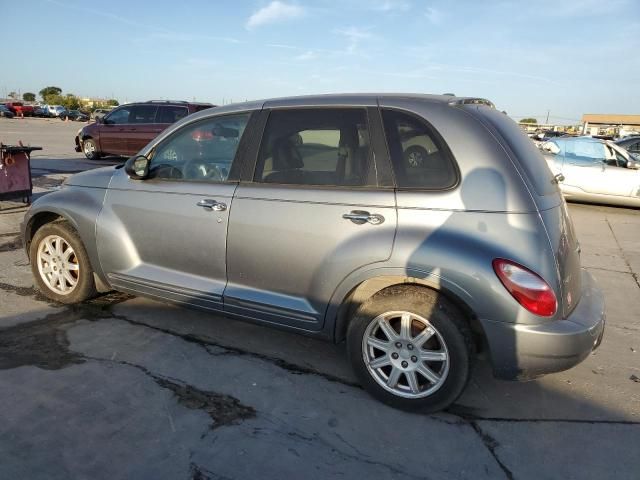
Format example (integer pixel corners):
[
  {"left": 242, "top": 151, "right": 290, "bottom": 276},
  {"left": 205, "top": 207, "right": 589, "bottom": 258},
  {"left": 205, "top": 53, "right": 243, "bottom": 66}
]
[{"left": 22, "top": 94, "right": 605, "bottom": 412}]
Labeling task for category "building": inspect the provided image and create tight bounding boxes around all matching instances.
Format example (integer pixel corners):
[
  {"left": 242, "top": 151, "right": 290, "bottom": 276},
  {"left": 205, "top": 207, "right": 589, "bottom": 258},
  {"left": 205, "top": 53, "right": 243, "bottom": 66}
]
[{"left": 582, "top": 114, "right": 640, "bottom": 137}]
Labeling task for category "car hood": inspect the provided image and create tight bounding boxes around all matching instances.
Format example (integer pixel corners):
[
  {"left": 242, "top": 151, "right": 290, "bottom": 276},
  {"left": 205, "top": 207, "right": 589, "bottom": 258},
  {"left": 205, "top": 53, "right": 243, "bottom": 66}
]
[{"left": 63, "top": 166, "right": 117, "bottom": 188}]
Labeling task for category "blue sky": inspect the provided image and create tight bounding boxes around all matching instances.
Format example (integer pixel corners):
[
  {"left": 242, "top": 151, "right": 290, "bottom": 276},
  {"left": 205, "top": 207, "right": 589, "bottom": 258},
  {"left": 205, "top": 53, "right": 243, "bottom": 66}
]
[{"left": 2, "top": 0, "right": 638, "bottom": 123}]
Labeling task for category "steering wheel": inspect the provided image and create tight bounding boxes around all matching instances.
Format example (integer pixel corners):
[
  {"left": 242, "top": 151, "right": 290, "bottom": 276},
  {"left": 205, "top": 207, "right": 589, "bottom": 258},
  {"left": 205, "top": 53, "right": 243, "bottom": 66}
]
[{"left": 182, "top": 158, "right": 226, "bottom": 181}]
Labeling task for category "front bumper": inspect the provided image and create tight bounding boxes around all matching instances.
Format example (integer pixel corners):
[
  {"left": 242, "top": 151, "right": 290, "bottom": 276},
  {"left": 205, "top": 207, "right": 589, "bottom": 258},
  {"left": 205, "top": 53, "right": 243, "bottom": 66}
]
[{"left": 481, "top": 269, "right": 605, "bottom": 380}]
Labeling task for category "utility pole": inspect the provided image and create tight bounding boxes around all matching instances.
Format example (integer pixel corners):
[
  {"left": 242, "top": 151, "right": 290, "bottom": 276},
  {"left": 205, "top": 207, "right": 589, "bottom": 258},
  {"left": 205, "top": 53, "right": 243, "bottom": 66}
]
[{"left": 545, "top": 110, "right": 550, "bottom": 125}]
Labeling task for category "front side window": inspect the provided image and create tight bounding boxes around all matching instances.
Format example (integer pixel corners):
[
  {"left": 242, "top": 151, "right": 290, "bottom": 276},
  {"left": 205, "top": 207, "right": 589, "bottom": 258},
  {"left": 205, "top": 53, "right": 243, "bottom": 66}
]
[
  {"left": 105, "top": 107, "right": 131, "bottom": 125},
  {"left": 564, "top": 140, "right": 606, "bottom": 167},
  {"left": 129, "top": 105, "right": 158, "bottom": 124},
  {"left": 149, "top": 113, "right": 250, "bottom": 182},
  {"left": 382, "top": 109, "right": 457, "bottom": 189},
  {"left": 254, "top": 108, "right": 371, "bottom": 186}
]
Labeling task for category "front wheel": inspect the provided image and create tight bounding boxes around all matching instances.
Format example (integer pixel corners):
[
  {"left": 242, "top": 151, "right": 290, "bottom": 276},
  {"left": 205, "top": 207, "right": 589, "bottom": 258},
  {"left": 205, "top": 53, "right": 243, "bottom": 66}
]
[
  {"left": 347, "top": 285, "right": 473, "bottom": 412},
  {"left": 30, "top": 221, "right": 97, "bottom": 304},
  {"left": 82, "top": 138, "right": 101, "bottom": 160}
]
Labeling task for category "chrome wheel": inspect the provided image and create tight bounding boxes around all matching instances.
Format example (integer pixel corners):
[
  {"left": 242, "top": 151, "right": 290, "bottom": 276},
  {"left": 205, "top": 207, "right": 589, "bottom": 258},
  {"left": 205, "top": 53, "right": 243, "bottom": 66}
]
[
  {"left": 36, "top": 235, "right": 80, "bottom": 295},
  {"left": 362, "top": 310, "right": 449, "bottom": 399},
  {"left": 83, "top": 141, "right": 95, "bottom": 156}
]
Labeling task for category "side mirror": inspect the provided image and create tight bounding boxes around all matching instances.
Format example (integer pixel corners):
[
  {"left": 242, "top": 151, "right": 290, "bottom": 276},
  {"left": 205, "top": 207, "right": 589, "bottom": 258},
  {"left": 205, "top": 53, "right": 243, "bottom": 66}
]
[{"left": 125, "top": 155, "right": 150, "bottom": 179}]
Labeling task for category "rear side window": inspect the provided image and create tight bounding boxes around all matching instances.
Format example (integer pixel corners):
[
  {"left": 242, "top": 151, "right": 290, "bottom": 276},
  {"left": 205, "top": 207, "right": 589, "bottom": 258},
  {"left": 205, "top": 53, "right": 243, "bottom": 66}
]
[
  {"left": 254, "top": 108, "right": 372, "bottom": 186},
  {"left": 129, "top": 105, "right": 158, "bottom": 123},
  {"left": 382, "top": 109, "right": 457, "bottom": 189},
  {"left": 157, "top": 106, "right": 189, "bottom": 123},
  {"left": 475, "top": 108, "right": 557, "bottom": 196}
]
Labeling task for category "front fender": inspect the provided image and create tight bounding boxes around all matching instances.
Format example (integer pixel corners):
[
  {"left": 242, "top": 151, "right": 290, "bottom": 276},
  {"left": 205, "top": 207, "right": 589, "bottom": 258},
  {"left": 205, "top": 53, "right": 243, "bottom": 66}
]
[{"left": 22, "top": 186, "right": 109, "bottom": 283}]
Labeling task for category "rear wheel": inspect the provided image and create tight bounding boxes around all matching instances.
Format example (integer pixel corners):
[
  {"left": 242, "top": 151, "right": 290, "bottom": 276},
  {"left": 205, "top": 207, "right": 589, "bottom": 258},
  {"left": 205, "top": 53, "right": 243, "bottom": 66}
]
[
  {"left": 82, "top": 138, "right": 101, "bottom": 160},
  {"left": 347, "top": 285, "right": 473, "bottom": 412},
  {"left": 30, "top": 221, "right": 97, "bottom": 304}
]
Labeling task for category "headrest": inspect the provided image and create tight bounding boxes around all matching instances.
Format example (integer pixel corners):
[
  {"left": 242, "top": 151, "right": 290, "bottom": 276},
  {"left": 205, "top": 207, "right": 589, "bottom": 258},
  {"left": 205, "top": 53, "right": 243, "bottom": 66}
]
[{"left": 272, "top": 136, "right": 304, "bottom": 170}]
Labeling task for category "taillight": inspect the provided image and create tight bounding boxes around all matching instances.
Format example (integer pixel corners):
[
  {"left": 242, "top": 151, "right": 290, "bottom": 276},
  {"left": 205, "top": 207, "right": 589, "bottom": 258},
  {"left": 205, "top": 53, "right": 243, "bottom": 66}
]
[{"left": 492, "top": 259, "right": 557, "bottom": 317}]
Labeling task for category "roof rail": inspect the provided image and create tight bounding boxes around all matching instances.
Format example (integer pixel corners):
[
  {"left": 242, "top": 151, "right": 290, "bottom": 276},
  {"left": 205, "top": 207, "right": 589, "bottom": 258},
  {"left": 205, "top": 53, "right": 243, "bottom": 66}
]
[
  {"left": 449, "top": 98, "right": 495, "bottom": 108},
  {"left": 144, "top": 100, "right": 189, "bottom": 104}
]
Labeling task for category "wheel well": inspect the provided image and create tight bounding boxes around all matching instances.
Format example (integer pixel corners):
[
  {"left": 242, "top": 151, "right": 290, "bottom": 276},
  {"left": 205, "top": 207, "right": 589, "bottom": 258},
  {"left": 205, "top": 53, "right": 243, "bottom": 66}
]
[
  {"left": 334, "top": 276, "right": 486, "bottom": 353},
  {"left": 24, "top": 212, "right": 64, "bottom": 257}
]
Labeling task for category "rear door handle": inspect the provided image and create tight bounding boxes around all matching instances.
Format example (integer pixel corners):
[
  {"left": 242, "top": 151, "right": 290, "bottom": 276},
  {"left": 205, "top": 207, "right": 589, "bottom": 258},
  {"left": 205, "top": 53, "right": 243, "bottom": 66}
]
[
  {"left": 197, "top": 199, "right": 227, "bottom": 211},
  {"left": 343, "top": 210, "right": 384, "bottom": 225}
]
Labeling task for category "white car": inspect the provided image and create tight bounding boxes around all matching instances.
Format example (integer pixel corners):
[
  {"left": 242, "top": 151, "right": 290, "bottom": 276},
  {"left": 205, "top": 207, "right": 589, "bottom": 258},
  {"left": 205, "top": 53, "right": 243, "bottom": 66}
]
[
  {"left": 47, "top": 105, "right": 66, "bottom": 117},
  {"left": 542, "top": 136, "right": 640, "bottom": 207}
]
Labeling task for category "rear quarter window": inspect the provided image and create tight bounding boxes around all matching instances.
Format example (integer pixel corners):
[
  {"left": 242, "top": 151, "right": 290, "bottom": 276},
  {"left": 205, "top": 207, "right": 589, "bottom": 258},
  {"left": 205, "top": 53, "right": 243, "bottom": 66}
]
[{"left": 473, "top": 108, "right": 558, "bottom": 196}]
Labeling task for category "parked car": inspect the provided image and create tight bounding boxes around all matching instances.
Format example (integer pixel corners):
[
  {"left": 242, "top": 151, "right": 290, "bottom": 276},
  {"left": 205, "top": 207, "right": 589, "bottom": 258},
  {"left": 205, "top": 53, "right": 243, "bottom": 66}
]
[
  {"left": 91, "top": 108, "right": 113, "bottom": 121},
  {"left": 33, "top": 106, "right": 52, "bottom": 117},
  {"left": 75, "top": 100, "right": 214, "bottom": 159},
  {"left": 542, "top": 136, "right": 640, "bottom": 207},
  {"left": 615, "top": 135, "right": 640, "bottom": 156},
  {"left": 59, "top": 110, "right": 89, "bottom": 122},
  {"left": 23, "top": 94, "right": 605, "bottom": 412},
  {"left": 47, "top": 105, "right": 66, "bottom": 117},
  {"left": 0, "top": 105, "right": 15, "bottom": 118},
  {"left": 4, "top": 101, "right": 34, "bottom": 116}
]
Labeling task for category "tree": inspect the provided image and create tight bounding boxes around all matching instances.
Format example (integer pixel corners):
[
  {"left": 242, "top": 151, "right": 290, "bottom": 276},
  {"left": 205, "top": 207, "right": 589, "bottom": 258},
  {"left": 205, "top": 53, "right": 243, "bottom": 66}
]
[
  {"left": 8, "top": 91, "right": 17, "bottom": 99},
  {"left": 519, "top": 118, "right": 537, "bottom": 125},
  {"left": 106, "top": 99, "right": 119, "bottom": 106},
  {"left": 61, "top": 94, "right": 81, "bottom": 110},
  {"left": 39, "top": 86, "right": 62, "bottom": 101},
  {"left": 23, "top": 92, "right": 36, "bottom": 102}
]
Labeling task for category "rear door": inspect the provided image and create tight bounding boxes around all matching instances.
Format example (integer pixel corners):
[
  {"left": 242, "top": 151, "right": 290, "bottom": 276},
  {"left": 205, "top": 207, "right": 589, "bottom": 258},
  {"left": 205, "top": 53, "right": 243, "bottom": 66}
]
[
  {"left": 225, "top": 106, "right": 396, "bottom": 330},
  {"left": 97, "top": 112, "right": 253, "bottom": 310},
  {"left": 126, "top": 104, "right": 160, "bottom": 155}
]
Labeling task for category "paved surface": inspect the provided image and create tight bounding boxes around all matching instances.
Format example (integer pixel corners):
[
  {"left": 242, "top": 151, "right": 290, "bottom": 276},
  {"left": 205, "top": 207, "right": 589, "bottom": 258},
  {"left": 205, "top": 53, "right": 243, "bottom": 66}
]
[{"left": 0, "top": 118, "right": 638, "bottom": 479}]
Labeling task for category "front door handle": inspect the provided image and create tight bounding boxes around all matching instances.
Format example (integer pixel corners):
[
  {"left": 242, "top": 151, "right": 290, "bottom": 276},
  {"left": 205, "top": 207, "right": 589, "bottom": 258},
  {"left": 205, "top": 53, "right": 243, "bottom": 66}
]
[
  {"left": 197, "top": 199, "right": 227, "bottom": 211},
  {"left": 343, "top": 210, "right": 384, "bottom": 225}
]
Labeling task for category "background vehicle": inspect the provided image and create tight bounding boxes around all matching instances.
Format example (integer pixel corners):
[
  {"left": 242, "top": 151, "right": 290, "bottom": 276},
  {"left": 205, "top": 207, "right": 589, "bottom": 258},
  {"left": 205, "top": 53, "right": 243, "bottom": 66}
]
[
  {"left": 33, "top": 106, "right": 52, "bottom": 117},
  {"left": 616, "top": 135, "right": 640, "bottom": 155},
  {"left": 542, "top": 136, "right": 640, "bottom": 207},
  {"left": 47, "top": 105, "right": 66, "bottom": 117},
  {"left": 91, "top": 108, "right": 113, "bottom": 121},
  {"left": 0, "top": 105, "right": 15, "bottom": 118},
  {"left": 60, "top": 110, "right": 89, "bottom": 122},
  {"left": 4, "top": 102, "right": 34, "bottom": 116},
  {"left": 24, "top": 94, "right": 605, "bottom": 412},
  {"left": 75, "top": 100, "right": 214, "bottom": 159}
]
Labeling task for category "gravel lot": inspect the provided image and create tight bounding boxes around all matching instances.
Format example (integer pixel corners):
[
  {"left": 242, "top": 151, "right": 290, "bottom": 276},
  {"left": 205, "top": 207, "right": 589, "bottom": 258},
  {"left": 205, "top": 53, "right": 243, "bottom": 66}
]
[{"left": 1, "top": 117, "right": 638, "bottom": 479}]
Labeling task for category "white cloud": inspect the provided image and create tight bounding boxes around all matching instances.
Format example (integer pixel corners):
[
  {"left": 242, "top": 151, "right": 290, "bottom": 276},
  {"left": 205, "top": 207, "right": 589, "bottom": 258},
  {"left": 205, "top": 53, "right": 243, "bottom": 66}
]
[
  {"left": 246, "top": 1, "right": 304, "bottom": 29},
  {"left": 335, "top": 26, "right": 373, "bottom": 54},
  {"left": 373, "top": 0, "right": 411, "bottom": 12},
  {"left": 425, "top": 7, "right": 443, "bottom": 24}
]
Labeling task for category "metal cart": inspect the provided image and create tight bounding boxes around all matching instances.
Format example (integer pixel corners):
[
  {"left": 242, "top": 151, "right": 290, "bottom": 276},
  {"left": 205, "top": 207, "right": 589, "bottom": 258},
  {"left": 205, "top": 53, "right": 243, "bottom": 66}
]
[{"left": 0, "top": 143, "right": 42, "bottom": 204}]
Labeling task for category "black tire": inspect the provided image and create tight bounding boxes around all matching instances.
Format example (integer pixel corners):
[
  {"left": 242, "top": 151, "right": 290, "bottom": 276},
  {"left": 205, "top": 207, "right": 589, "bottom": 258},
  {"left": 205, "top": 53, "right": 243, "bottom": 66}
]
[
  {"left": 82, "top": 138, "right": 101, "bottom": 160},
  {"left": 30, "top": 221, "right": 97, "bottom": 304},
  {"left": 347, "top": 285, "right": 473, "bottom": 413}
]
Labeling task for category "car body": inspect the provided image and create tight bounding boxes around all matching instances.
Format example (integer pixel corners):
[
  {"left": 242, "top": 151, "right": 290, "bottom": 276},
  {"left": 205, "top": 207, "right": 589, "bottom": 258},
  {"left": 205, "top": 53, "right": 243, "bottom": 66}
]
[
  {"left": 4, "top": 101, "right": 34, "bottom": 116},
  {"left": 74, "top": 100, "right": 214, "bottom": 159},
  {"left": 47, "top": 105, "right": 66, "bottom": 117},
  {"left": 60, "top": 110, "right": 89, "bottom": 122},
  {"left": 616, "top": 135, "right": 640, "bottom": 156},
  {"left": 0, "top": 105, "right": 15, "bottom": 118},
  {"left": 542, "top": 136, "right": 640, "bottom": 207},
  {"left": 23, "top": 94, "right": 605, "bottom": 411}
]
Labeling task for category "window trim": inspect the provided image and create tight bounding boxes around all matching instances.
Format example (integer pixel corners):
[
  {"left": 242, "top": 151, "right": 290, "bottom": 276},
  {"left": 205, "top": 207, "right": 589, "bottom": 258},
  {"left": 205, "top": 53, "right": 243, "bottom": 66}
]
[
  {"left": 249, "top": 106, "right": 379, "bottom": 189},
  {"left": 380, "top": 107, "right": 461, "bottom": 192},
  {"left": 144, "top": 111, "right": 255, "bottom": 185}
]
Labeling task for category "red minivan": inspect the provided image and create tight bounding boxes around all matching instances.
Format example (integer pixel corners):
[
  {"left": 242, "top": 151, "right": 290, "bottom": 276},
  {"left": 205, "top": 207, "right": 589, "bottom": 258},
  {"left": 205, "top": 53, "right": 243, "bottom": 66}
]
[{"left": 75, "top": 100, "right": 214, "bottom": 159}]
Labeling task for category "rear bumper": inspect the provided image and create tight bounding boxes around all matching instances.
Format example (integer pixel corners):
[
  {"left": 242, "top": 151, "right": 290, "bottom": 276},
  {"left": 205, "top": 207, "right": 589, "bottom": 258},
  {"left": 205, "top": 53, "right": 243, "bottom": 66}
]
[{"left": 481, "top": 269, "right": 605, "bottom": 380}]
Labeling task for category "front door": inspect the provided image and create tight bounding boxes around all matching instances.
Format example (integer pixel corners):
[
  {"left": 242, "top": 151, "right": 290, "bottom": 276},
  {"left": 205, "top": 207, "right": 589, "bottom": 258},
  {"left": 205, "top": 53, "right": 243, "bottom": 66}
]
[
  {"left": 99, "top": 106, "right": 133, "bottom": 156},
  {"left": 225, "top": 107, "right": 397, "bottom": 330},
  {"left": 97, "top": 112, "right": 252, "bottom": 310}
]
